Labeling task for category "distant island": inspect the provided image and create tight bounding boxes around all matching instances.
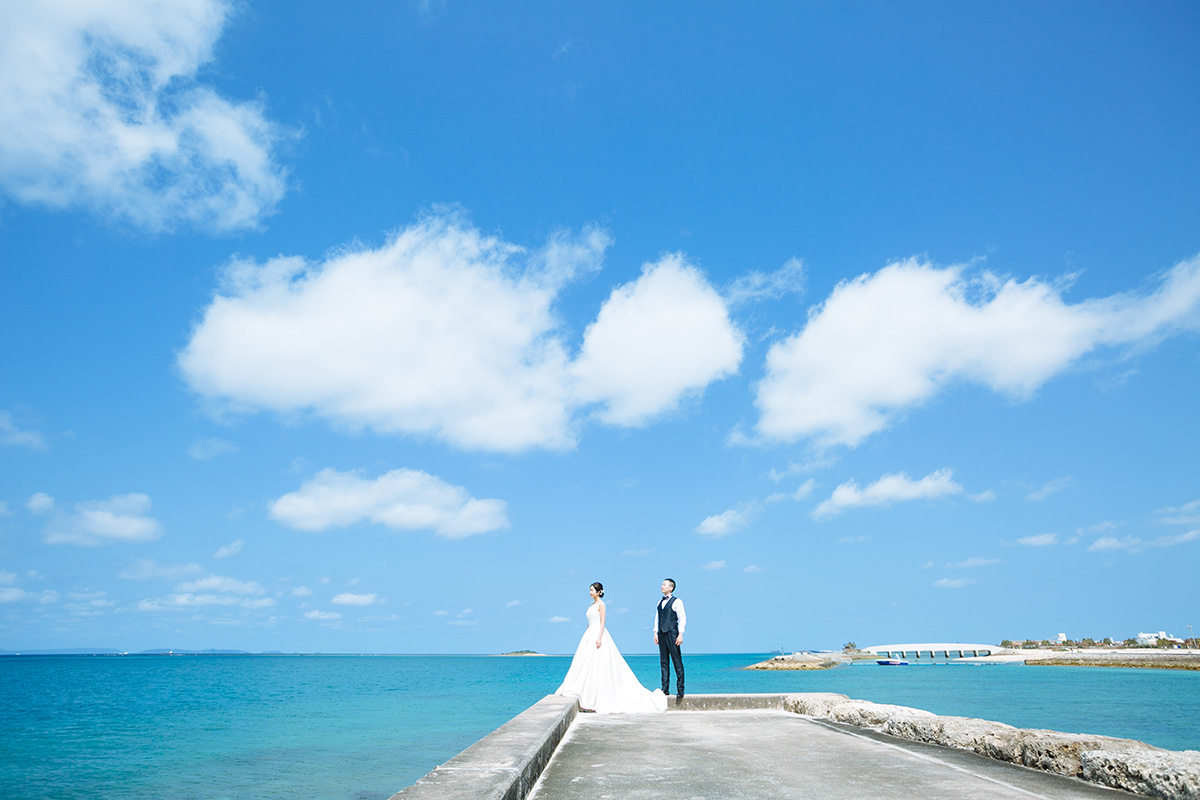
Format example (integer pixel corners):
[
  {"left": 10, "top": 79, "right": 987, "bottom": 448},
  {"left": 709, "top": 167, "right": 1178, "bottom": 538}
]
[{"left": 498, "top": 650, "right": 546, "bottom": 656}]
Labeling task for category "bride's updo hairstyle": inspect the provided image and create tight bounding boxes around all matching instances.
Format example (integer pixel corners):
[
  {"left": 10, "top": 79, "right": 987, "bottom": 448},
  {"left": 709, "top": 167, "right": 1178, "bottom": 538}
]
[{"left": 590, "top": 582, "right": 604, "bottom": 597}]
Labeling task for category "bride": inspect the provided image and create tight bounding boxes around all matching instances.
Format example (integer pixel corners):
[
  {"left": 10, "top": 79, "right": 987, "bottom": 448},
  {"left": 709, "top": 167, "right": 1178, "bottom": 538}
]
[{"left": 554, "top": 582, "right": 667, "bottom": 714}]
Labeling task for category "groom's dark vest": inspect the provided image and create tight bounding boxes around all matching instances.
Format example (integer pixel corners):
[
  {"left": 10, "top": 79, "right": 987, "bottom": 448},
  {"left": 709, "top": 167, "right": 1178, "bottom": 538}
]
[{"left": 657, "top": 596, "right": 679, "bottom": 633}]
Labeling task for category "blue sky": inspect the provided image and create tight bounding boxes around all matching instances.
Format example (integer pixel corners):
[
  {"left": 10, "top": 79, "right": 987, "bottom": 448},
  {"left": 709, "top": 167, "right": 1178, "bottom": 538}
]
[{"left": 1, "top": 1, "right": 1198, "bottom": 655}]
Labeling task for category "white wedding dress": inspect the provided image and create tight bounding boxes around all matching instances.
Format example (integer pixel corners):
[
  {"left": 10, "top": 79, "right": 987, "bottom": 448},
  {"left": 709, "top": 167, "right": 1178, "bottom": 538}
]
[{"left": 554, "top": 603, "right": 667, "bottom": 714}]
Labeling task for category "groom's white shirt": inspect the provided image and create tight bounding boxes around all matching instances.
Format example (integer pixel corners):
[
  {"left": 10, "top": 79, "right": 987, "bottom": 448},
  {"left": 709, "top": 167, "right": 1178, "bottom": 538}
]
[{"left": 652, "top": 596, "right": 686, "bottom": 635}]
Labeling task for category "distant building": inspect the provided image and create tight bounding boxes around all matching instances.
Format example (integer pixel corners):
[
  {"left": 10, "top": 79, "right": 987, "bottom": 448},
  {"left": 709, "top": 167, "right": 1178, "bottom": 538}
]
[
  {"left": 1057, "top": 633, "right": 1067, "bottom": 643},
  {"left": 1137, "top": 631, "right": 1185, "bottom": 646}
]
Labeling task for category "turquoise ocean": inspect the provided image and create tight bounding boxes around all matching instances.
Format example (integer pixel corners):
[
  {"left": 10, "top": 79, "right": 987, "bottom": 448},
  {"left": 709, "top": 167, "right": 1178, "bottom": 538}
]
[{"left": 2, "top": 653, "right": 1197, "bottom": 800}]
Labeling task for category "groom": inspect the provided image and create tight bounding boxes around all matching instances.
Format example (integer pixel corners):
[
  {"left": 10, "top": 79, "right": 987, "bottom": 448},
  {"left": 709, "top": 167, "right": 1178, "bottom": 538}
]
[{"left": 653, "top": 578, "right": 685, "bottom": 705}]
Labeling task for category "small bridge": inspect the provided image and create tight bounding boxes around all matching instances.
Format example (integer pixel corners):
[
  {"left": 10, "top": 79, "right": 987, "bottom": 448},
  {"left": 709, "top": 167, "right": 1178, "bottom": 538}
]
[{"left": 862, "top": 642, "right": 1003, "bottom": 659}]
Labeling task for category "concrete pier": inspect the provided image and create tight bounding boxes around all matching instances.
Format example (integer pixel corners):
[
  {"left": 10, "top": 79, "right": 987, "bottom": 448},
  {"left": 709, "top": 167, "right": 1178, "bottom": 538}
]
[
  {"left": 529, "top": 709, "right": 1132, "bottom": 799},
  {"left": 391, "top": 694, "right": 1196, "bottom": 800}
]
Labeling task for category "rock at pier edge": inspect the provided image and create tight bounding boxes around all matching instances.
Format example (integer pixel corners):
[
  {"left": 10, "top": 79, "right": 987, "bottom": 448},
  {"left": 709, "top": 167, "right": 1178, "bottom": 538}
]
[
  {"left": 744, "top": 652, "right": 855, "bottom": 669},
  {"left": 787, "top": 693, "right": 1200, "bottom": 800}
]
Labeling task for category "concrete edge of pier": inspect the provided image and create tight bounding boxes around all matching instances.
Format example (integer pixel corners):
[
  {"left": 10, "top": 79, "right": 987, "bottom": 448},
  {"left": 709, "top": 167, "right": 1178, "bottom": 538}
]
[
  {"left": 388, "top": 694, "right": 577, "bottom": 800},
  {"left": 392, "top": 692, "right": 1200, "bottom": 800}
]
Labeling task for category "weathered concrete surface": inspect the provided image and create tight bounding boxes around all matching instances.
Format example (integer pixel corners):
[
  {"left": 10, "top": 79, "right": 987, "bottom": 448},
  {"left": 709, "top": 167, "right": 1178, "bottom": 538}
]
[
  {"left": 389, "top": 694, "right": 577, "bottom": 800},
  {"left": 674, "top": 692, "right": 788, "bottom": 710},
  {"left": 784, "top": 693, "right": 1200, "bottom": 800},
  {"left": 528, "top": 709, "right": 1138, "bottom": 800}
]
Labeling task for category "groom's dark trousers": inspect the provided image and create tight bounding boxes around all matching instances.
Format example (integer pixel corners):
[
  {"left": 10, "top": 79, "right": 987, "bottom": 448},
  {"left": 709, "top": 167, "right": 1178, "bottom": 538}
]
[
  {"left": 658, "top": 631, "right": 684, "bottom": 696},
  {"left": 657, "top": 595, "right": 684, "bottom": 696}
]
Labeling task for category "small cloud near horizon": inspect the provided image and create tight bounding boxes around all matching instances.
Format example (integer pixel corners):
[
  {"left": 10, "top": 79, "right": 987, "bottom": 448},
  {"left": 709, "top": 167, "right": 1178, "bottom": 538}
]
[
  {"left": 813, "top": 468, "right": 966, "bottom": 520},
  {"left": 214, "top": 540, "right": 244, "bottom": 559},
  {"left": 1027, "top": 476, "right": 1073, "bottom": 501},
  {"left": 695, "top": 506, "right": 755, "bottom": 537},
  {"left": 304, "top": 609, "right": 342, "bottom": 621},
  {"left": 933, "top": 578, "right": 976, "bottom": 589}
]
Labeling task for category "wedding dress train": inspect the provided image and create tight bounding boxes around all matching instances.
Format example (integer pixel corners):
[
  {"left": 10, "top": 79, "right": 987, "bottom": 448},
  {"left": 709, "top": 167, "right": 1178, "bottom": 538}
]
[{"left": 554, "top": 603, "right": 667, "bottom": 714}]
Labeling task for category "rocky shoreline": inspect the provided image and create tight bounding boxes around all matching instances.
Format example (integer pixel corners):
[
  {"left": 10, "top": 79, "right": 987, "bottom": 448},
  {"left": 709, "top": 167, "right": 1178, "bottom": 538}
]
[
  {"left": 744, "top": 651, "right": 889, "bottom": 670},
  {"left": 1025, "top": 651, "right": 1200, "bottom": 670},
  {"left": 785, "top": 692, "right": 1200, "bottom": 800},
  {"left": 746, "top": 649, "right": 1200, "bottom": 670},
  {"left": 744, "top": 653, "right": 851, "bottom": 670}
]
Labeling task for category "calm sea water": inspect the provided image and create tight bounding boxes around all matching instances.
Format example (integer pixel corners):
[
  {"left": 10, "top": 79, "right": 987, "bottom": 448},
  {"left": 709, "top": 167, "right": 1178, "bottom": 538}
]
[{"left": 1, "top": 653, "right": 1197, "bottom": 800}]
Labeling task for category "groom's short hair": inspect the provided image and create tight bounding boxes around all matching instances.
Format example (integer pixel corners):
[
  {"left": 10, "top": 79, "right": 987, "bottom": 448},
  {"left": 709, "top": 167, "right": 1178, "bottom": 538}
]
[{"left": 664, "top": 578, "right": 676, "bottom": 591}]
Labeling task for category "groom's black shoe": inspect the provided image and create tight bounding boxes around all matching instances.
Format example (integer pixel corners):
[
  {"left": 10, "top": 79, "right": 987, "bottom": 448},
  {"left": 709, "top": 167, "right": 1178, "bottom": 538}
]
[{"left": 675, "top": 692, "right": 684, "bottom": 706}]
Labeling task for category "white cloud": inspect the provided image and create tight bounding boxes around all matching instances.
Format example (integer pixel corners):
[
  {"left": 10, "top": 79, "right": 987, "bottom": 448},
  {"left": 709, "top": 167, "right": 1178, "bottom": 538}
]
[
  {"left": 1089, "top": 529, "right": 1199, "bottom": 554},
  {"left": 214, "top": 539, "right": 244, "bottom": 559},
  {"left": 549, "top": 616, "right": 570, "bottom": 623},
  {"left": 813, "top": 468, "right": 964, "bottom": 520},
  {"left": 1027, "top": 476, "right": 1074, "bottom": 501},
  {"left": 175, "top": 575, "right": 264, "bottom": 595},
  {"left": 0, "top": 411, "right": 45, "bottom": 450},
  {"left": 756, "top": 255, "right": 1200, "bottom": 447},
  {"left": 952, "top": 557, "right": 1001, "bottom": 568},
  {"left": 44, "top": 493, "right": 163, "bottom": 545},
  {"left": 573, "top": 254, "right": 743, "bottom": 426},
  {"left": 934, "top": 578, "right": 976, "bottom": 589},
  {"left": 1017, "top": 533, "right": 1059, "bottom": 547},
  {"left": 181, "top": 215, "right": 598, "bottom": 452},
  {"left": 0, "top": 570, "right": 16, "bottom": 585},
  {"left": 332, "top": 592, "right": 377, "bottom": 606},
  {"left": 304, "top": 609, "right": 341, "bottom": 621},
  {"left": 64, "top": 591, "right": 110, "bottom": 613},
  {"left": 134, "top": 573, "right": 274, "bottom": 613},
  {"left": 269, "top": 467, "right": 509, "bottom": 538},
  {"left": 766, "top": 478, "right": 816, "bottom": 504},
  {"left": 701, "top": 560, "right": 726, "bottom": 570},
  {"left": 1154, "top": 499, "right": 1200, "bottom": 527},
  {"left": 506, "top": 600, "right": 521, "bottom": 607},
  {"left": 695, "top": 506, "right": 755, "bottom": 538},
  {"left": 189, "top": 438, "right": 238, "bottom": 461},
  {"left": 1088, "top": 536, "right": 1143, "bottom": 553},
  {"left": 290, "top": 586, "right": 313, "bottom": 597},
  {"left": 1153, "top": 530, "right": 1199, "bottom": 547},
  {"left": 743, "top": 565, "right": 764, "bottom": 573},
  {"left": 725, "top": 258, "right": 806, "bottom": 306},
  {"left": 180, "top": 215, "right": 742, "bottom": 453},
  {"left": 119, "top": 559, "right": 203, "bottom": 581},
  {"left": 0, "top": 0, "right": 288, "bottom": 230},
  {"left": 0, "top": 587, "right": 29, "bottom": 603},
  {"left": 139, "top": 594, "right": 275, "bottom": 610},
  {"left": 27, "top": 492, "right": 55, "bottom": 514}
]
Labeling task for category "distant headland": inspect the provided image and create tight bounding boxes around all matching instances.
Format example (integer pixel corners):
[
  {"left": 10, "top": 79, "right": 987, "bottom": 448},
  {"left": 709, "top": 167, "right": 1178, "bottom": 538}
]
[{"left": 746, "top": 637, "right": 1200, "bottom": 671}]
